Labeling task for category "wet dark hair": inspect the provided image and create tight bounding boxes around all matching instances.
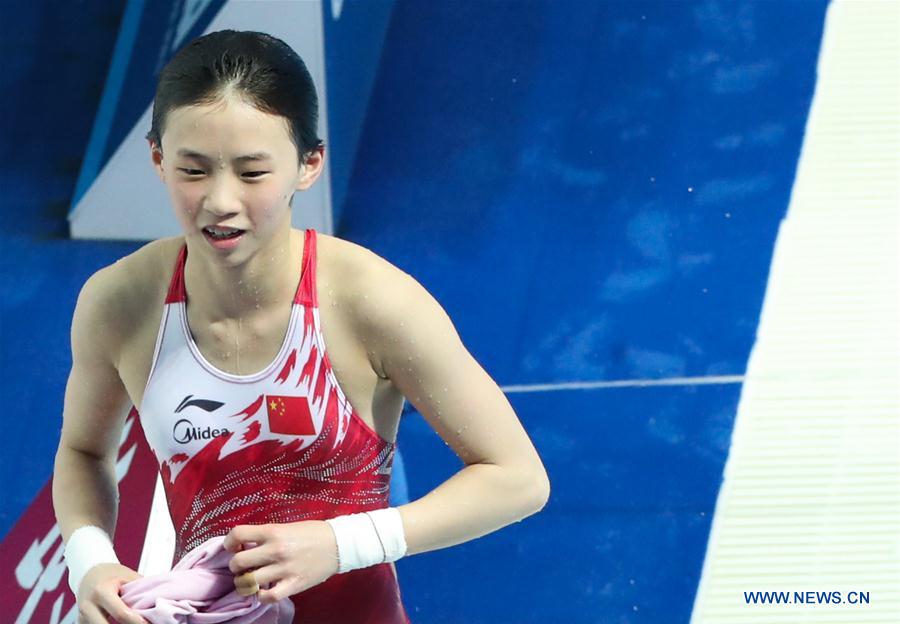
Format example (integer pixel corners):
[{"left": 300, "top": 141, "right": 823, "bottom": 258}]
[{"left": 145, "top": 29, "right": 324, "bottom": 165}]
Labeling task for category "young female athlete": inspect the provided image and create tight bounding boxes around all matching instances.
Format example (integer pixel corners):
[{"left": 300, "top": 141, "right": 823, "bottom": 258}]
[{"left": 52, "top": 30, "right": 550, "bottom": 624}]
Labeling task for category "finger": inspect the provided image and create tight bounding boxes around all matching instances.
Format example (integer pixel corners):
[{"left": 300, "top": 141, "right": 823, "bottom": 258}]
[
  {"left": 258, "top": 575, "right": 300, "bottom": 605},
  {"left": 229, "top": 542, "right": 277, "bottom": 574},
  {"left": 224, "top": 524, "right": 269, "bottom": 553},
  {"left": 97, "top": 594, "right": 148, "bottom": 624}
]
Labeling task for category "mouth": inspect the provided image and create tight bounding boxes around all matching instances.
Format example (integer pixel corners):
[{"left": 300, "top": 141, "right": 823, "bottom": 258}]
[
  {"left": 203, "top": 227, "right": 244, "bottom": 247},
  {"left": 202, "top": 226, "right": 245, "bottom": 240}
]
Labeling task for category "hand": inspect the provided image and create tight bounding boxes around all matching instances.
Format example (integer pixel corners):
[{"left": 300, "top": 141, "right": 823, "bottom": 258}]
[
  {"left": 223, "top": 521, "right": 340, "bottom": 605},
  {"left": 76, "top": 562, "right": 148, "bottom": 624}
]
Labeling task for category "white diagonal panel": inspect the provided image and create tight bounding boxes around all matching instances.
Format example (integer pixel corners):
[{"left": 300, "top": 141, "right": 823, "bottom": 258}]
[{"left": 691, "top": 1, "right": 900, "bottom": 622}]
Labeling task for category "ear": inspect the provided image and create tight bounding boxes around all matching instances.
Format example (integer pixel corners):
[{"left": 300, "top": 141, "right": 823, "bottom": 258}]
[
  {"left": 295, "top": 145, "right": 326, "bottom": 192},
  {"left": 149, "top": 140, "right": 166, "bottom": 182}
]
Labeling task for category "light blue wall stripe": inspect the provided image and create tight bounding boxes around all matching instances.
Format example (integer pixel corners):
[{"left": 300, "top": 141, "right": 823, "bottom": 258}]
[{"left": 71, "top": 0, "right": 146, "bottom": 212}]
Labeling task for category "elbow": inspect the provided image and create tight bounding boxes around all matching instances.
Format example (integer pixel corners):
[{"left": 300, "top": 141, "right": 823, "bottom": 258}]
[
  {"left": 536, "top": 476, "right": 551, "bottom": 511},
  {"left": 495, "top": 462, "right": 551, "bottom": 515},
  {"left": 526, "top": 469, "right": 551, "bottom": 512}
]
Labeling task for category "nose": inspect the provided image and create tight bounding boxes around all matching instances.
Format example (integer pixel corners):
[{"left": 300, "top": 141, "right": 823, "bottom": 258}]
[{"left": 203, "top": 172, "right": 243, "bottom": 217}]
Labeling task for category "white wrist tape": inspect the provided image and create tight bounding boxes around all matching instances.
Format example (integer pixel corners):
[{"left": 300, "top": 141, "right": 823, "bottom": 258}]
[
  {"left": 325, "top": 508, "right": 407, "bottom": 573},
  {"left": 63, "top": 525, "right": 120, "bottom": 598}
]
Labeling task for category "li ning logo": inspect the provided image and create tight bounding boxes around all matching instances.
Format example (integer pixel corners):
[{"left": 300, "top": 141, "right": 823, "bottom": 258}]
[{"left": 172, "top": 394, "right": 230, "bottom": 444}]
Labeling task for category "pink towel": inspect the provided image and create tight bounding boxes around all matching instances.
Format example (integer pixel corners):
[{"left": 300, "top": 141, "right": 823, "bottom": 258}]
[{"left": 119, "top": 535, "right": 295, "bottom": 624}]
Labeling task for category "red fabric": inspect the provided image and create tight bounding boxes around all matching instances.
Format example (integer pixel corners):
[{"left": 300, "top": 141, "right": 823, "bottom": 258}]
[{"left": 144, "top": 229, "right": 411, "bottom": 623}]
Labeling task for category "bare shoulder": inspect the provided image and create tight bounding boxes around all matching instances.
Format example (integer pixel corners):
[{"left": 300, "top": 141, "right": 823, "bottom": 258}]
[
  {"left": 74, "top": 236, "right": 182, "bottom": 358},
  {"left": 92, "top": 236, "right": 180, "bottom": 305},
  {"left": 316, "top": 231, "right": 417, "bottom": 294},
  {"left": 317, "top": 232, "right": 456, "bottom": 377},
  {"left": 316, "top": 232, "right": 427, "bottom": 321}
]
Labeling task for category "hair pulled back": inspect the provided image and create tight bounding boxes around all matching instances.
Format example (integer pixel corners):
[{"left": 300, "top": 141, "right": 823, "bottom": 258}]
[{"left": 145, "top": 30, "right": 324, "bottom": 165}]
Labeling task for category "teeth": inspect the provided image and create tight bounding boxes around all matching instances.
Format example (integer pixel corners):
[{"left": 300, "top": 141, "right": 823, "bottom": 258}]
[
  {"left": 207, "top": 226, "right": 238, "bottom": 234},
  {"left": 205, "top": 226, "right": 242, "bottom": 239}
]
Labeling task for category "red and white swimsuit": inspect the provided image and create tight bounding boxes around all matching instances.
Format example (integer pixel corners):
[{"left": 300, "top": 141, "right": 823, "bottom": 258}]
[{"left": 137, "top": 228, "right": 411, "bottom": 623}]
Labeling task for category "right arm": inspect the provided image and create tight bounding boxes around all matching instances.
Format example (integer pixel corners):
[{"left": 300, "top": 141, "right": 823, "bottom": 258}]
[
  {"left": 52, "top": 265, "right": 147, "bottom": 624},
  {"left": 53, "top": 265, "right": 130, "bottom": 540}
]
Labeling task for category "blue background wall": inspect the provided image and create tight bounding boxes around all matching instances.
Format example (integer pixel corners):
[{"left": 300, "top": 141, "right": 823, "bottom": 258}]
[{"left": 0, "top": 1, "right": 828, "bottom": 621}]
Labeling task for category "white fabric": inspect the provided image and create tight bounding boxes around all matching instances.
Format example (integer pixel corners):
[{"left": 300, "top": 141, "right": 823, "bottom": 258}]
[
  {"left": 325, "top": 508, "right": 407, "bottom": 573},
  {"left": 63, "top": 525, "right": 120, "bottom": 598},
  {"left": 367, "top": 508, "right": 408, "bottom": 563}
]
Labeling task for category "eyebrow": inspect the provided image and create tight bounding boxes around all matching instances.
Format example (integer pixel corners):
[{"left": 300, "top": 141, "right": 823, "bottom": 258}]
[{"left": 176, "top": 149, "right": 273, "bottom": 163}]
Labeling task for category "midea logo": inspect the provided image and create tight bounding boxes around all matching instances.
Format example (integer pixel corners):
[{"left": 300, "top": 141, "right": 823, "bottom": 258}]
[
  {"left": 172, "top": 418, "right": 231, "bottom": 444},
  {"left": 171, "top": 394, "right": 229, "bottom": 444}
]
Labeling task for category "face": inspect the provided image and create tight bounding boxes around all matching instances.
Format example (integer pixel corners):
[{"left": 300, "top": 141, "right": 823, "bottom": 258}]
[{"left": 150, "top": 94, "right": 323, "bottom": 265}]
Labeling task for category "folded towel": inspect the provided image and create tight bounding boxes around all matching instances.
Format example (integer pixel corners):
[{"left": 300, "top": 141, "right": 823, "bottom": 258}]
[{"left": 119, "top": 535, "right": 295, "bottom": 624}]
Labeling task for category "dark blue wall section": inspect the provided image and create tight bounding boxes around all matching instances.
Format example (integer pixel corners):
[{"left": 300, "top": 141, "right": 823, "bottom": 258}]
[
  {"left": 343, "top": 0, "right": 824, "bottom": 386},
  {"left": 323, "top": 0, "right": 397, "bottom": 229},
  {"left": 1, "top": 0, "right": 127, "bottom": 238},
  {"left": 1, "top": 1, "right": 828, "bottom": 622},
  {"left": 341, "top": 0, "right": 828, "bottom": 621}
]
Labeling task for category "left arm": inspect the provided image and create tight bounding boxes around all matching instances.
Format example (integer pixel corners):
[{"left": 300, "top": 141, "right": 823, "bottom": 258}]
[{"left": 360, "top": 257, "right": 550, "bottom": 555}]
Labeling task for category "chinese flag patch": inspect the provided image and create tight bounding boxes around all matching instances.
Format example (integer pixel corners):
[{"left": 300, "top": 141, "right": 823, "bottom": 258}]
[{"left": 265, "top": 394, "right": 316, "bottom": 436}]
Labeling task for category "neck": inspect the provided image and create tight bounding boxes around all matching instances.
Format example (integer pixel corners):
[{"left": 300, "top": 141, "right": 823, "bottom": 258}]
[{"left": 184, "top": 225, "right": 302, "bottom": 320}]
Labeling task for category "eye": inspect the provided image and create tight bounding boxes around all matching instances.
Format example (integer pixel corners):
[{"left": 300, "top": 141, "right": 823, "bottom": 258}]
[
  {"left": 243, "top": 171, "right": 268, "bottom": 178},
  {"left": 178, "top": 168, "right": 204, "bottom": 176}
]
